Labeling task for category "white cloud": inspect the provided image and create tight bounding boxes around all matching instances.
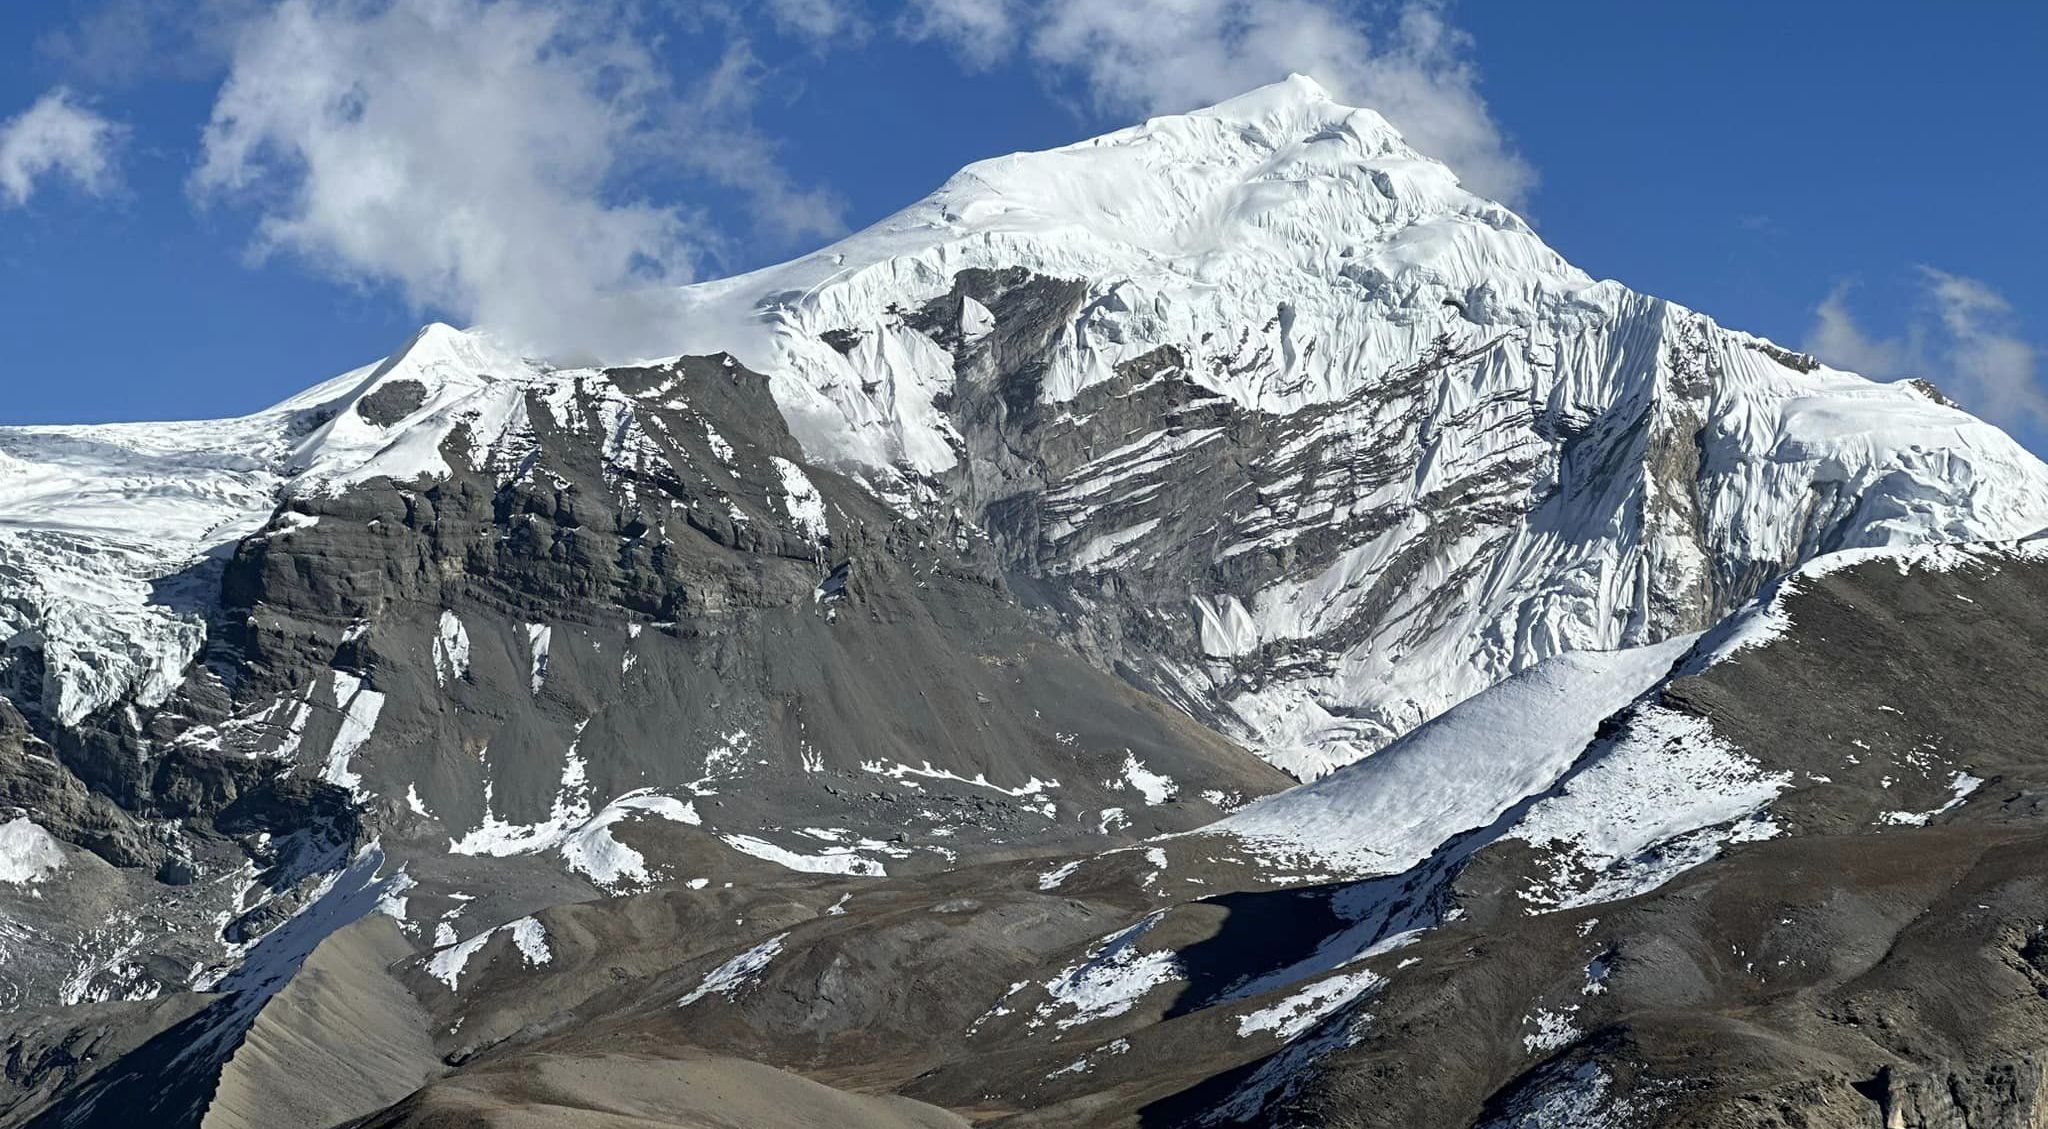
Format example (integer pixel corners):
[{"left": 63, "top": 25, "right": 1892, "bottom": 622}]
[
  {"left": 0, "top": 88, "right": 123, "bottom": 207},
  {"left": 37, "top": 0, "right": 261, "bottom": 85},
  {"left": 763, "top": 0, "right": 867, "bottom": 45},
  {"left": 671, "top": 40, "right": 847, "bottom": 246},
  {"left": 900, "top": 0, "right": 1017, "bottom": 65},
  {"left": 1922, "top": 268, "right": 2047, "bottom": 435},
  {"left": 1806, "top": 270, "right": 2047, "bottom": 436},
  {"left": 193, "top": 0, "right": 684, "bottom": 358},
  {"left": 1808, "top": 283, "right": 1909, "bottom": 378},
  {"left": 192, "top": 0, "right": 839, "bottom": 362},
  {"left": 905, "top": 0, "right": 1534, "bottom": 207}
]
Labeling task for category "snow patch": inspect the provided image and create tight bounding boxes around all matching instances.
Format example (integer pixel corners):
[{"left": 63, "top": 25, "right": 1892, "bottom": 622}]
[
  {"left": 1879, "top": 770, "right": 1983, "bottom": 826},
  {"left": 1236, "top": 969, "right": 1385, "bottom": 1040},
  {"left": 433, "top": 610, "right": 470, "bottom": 686},
  {"left": 1033, "top": 913, "right": 1182, "bottom": 1031},
  {"left": 447, "top": 730, "right": 700, "bottom": 890},
  {"left": 678, "top": 933, "right": 787, "bottom": 1007},
  {"left": 0, "top": 819, "right": 66, "bottom": 885},
  {"left": 1038, "top": 859, "right": 1085, "bottom": 891},
  {"left": 1111, "top": 752, "right": 1177, "bottom": 805},
  {"left": 959, "top": 295, "right": 995, "bottom": 340},
  {"left": 427, "top": 915, "right": 551, "bottom": 991},
  {"left": 718, "top": 832, "right": 890, "bottom": 877},
  {"left": 1522, "top": 1006, "right": 1580, "bottom": 1054},
  {"left": 770, "top": 456, "right": 829, "bottom": 542},
  {"left": 526, "top": 623, "right": 552, "bottom": 695},
  {"left": 859, "top": 759, "right": 1058, "bottom": 800},
  {"left": 324, "top": 671, "right": 385, "bottom": 796}
]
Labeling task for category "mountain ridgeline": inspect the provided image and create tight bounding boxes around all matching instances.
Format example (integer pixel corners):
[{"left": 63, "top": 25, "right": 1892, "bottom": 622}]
[{"left": 2, "top": 76, "right": 2048, "bottom": 1128}]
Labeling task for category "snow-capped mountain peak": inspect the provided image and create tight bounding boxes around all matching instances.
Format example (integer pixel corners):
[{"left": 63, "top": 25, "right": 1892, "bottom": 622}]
[
  {"left": 633, "top": 81, "right": 2048, "bottom": 774},
  {"left": 6, "top": 79, "right": 2048, "bottom": 773},
  {"left": 0, "top": 323, "right": 550, "bottom": 725},
  {"left": 919, "top": 71, "right": 1487, "bottom": 253},
  {"left": 12, "top": 78, "right": 2048, "bottom": 1127},
  {"left": 279, "top": 321, "right": 540, "bottom": 495},
  {"left": 658, "top": 78, "right": 1560, "bottom": 473}
]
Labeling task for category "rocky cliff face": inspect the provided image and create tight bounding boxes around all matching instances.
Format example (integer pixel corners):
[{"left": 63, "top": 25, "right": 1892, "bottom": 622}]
[{"left": 1, "top": 77, "right": 2047, "bottom": 1129}]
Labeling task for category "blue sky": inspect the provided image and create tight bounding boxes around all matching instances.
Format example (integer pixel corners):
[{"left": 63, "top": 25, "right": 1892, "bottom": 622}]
[{"left": 1, "top": 1, "right": 2043, "bottom": 449}]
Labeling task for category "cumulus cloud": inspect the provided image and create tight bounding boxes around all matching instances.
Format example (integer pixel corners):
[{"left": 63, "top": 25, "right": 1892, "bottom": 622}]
[
  {"left": 904, "top": 0, "right": 1534, "bottom": 207},
  {"left": 0, "top": 89, "right": 123, "bottom": 207},
  {"left": 1806, "top": 269, "right": 2047, "bottom": 437},
  {"left": 192, "top": 0, "right": 839, "bottom": 361}
]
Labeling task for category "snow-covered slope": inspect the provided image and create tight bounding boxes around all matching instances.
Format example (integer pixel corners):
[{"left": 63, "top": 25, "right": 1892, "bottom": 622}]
[
  {"left": 654, "top": 73, "right": 1547, "bottom": 469},
  {"left": 0, "top": 326, "right": 541, "bottom": 726},
  {"left": 1217, "top": 531, "right": 2048, "bottom": 896},
  {"left": 646, "top": 73, "right": 2048, "bottom": 774},
  {"left": 1214, "top": 633, "right": 1697, "bottom": 874}
]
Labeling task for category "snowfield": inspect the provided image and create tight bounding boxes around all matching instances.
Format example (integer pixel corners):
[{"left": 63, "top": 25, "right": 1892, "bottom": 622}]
[{"left": 1214, "top": 634, "right": 1699, "bottom": 875}]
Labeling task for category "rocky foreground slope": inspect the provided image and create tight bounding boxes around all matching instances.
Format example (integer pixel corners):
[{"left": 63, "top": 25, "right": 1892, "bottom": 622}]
[
  {"left": 314, "top": 540, "right": 2048, "bottom": 1129},
  {"left": 2, "top": 77, "right": 2047, "bottom": 1127}
]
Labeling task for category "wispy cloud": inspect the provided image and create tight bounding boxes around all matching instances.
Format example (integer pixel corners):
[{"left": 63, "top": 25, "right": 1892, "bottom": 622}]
[
  {"left": 0, "top": 89, "right": 124, "bottom": 207},
  {"left": 903, "top": 0, "right": 1534, "bottom": 207},
  {"left": 1921, "top": 268, "right": 2047, "bottom": 436},
  {"left": 1808, "top": 283, "right": 1909, "bottom": 377},
  {"left": 670, "top": 38, "right": 847, "bottom": 247},
  {"left": 190, "top": 0, "right": 838, "bottom": 361},
  {"left": 1806, "top": 269, "right": 2047, "bottom": 437},
  {"left": 761, "top": 0, "right": 869, "bottom": 46},
  {"left": 900, "top": 0, "right": 1016, "bottom": 65},
  {"left": 36, "top": 0, "right": 261, "bottom": 85}
]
